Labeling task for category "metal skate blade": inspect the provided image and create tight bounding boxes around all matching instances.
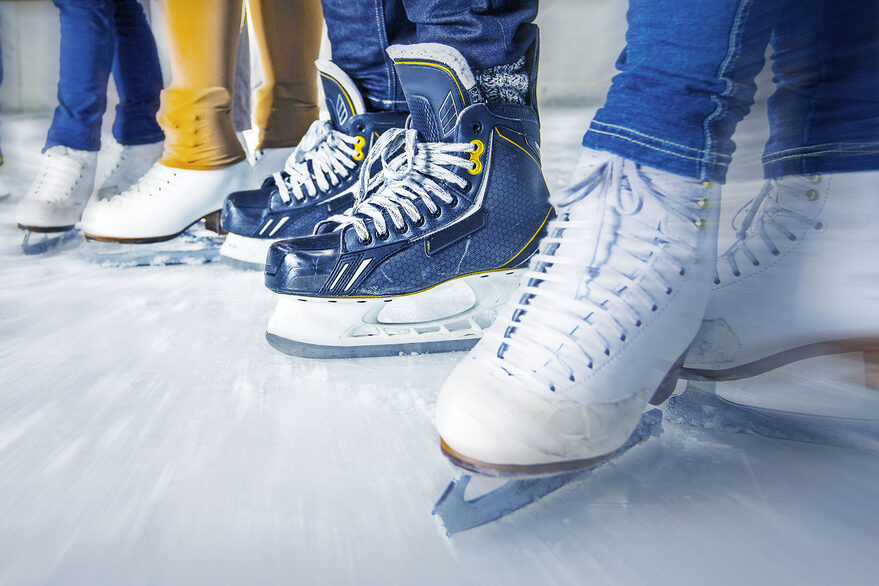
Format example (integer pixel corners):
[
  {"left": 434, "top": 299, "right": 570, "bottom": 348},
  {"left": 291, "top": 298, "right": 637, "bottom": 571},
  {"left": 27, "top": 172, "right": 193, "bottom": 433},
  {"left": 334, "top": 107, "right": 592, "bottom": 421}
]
[
  {"left": 20, "top": 228, "right": 80, "bottom": 255},
  {"left": 433, "top": 409, "right": 664, "bottom": 535}
]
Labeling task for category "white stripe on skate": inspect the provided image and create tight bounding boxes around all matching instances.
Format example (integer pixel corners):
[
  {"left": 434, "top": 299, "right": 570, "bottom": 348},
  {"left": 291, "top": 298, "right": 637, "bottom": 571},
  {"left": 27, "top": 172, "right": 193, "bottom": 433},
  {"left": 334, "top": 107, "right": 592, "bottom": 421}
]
[
  {"left": 344, "top": 258, "right": 372, "bottom": 291},
  {"left": 259, "top": 219, "right": 274, "bottom": 235},
  {"left": 268, "top": 217, "right": 289, "bottom": 236},
  {"left": 329, "top": 263, "right": 350, "bottom": 290}
]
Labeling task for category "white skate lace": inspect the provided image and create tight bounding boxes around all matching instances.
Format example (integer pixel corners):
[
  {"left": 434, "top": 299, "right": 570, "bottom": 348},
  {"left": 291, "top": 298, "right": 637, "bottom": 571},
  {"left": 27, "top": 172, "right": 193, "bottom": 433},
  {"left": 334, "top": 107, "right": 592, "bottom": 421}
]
[
  {"left": 273, "top": 120, "right": 362, "bottom": 205},
  {"left": 29, "top": 148, "right": 87, "bottom": 203},
  {"left": 479, "top": 153, "right": 710, "bottom": 392},
  {"left": 717, "top": 175, "right": 823, "bottom": 282},
  {"left": 322, "top": 128, "right": 477, "bottom": 242}
]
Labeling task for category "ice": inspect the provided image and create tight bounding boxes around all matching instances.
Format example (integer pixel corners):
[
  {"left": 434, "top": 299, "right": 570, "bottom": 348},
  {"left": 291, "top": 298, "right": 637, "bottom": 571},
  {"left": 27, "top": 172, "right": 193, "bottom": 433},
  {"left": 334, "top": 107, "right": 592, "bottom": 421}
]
[{"left": 1, "top": 107, "right": 879, "bottom": 586}]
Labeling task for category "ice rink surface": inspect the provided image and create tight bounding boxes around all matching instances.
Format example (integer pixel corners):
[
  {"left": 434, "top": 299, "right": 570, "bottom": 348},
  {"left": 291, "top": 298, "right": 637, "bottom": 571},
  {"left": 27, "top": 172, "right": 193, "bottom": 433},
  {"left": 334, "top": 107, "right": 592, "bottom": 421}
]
[{"left": 1, "top": 107, "right": 877, "bottom": 586}]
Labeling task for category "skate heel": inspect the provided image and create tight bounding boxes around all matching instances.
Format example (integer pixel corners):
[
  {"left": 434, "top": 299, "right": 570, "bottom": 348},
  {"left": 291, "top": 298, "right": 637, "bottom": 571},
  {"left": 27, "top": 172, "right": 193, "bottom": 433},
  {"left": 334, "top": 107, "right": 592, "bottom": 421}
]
[
  {"left": 863, "top": 342, "right": 879, "bottom": 391},
  {"left": 203, "top": 210, "right": 227, "bottom": 235},
  {"left": 649, "top": 353, "right": 687, "bottom": 405}
]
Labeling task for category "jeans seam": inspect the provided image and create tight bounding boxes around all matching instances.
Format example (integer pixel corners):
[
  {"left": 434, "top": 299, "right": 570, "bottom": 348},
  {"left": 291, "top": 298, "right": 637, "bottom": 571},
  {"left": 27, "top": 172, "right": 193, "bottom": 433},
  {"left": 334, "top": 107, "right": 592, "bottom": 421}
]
[
  {"left": 588, "top": 126, "right": 731, "bottom": 166},
  {"left": 590, "top": 120, "right": 732, "bottom": 158},
  {"left": 702, "top": 0, "right": 753, "bottom": 181},
  {"left": 764, "top": 146, "right": 879, "bottom": 164},
  {"left": 373, "top": 0, "right": 395, "bottom": 110},
  {"left": 763, "top": 140, "right": 879, "bottom": 158}
]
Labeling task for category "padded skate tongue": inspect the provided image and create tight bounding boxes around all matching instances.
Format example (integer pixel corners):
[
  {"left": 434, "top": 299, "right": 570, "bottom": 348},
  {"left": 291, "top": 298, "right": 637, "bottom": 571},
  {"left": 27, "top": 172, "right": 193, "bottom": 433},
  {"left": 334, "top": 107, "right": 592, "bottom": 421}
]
[
  {"left": 387, "top": 44, "right": 479, "bottom": 141},
  {"left": 316, "top": 59, "right": 367, "bottom": 131}
]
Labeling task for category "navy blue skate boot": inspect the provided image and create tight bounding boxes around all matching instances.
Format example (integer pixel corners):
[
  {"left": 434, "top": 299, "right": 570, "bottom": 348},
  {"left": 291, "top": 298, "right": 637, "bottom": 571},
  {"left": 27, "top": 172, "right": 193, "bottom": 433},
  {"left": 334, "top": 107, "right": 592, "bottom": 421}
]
[
  {"left": 219, "top": 59, "right": 408, "bottom": 268},
  {"left": 263, "top": 38, "right": 554, "bottom": 358}
]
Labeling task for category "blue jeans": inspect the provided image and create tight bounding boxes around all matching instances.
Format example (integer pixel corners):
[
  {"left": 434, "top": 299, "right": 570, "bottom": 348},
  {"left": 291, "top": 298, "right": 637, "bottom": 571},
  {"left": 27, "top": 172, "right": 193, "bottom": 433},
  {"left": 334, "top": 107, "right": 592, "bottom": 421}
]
[
  {"left": 582, "top": 0, "right": 879, "bottom": 183},
  {"left": 321, "top": 0, "right": 538, "bottom": 111},
  {"left": 45, "top": 0, "right": 164, "bottom": 152}
]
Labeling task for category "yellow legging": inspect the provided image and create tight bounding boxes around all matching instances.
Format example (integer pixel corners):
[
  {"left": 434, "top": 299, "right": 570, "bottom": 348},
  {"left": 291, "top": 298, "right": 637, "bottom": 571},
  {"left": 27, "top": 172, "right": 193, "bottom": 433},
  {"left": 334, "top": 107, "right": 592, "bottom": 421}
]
[{"left": 158, "top": 0, "right": 322, "bottom": 170}]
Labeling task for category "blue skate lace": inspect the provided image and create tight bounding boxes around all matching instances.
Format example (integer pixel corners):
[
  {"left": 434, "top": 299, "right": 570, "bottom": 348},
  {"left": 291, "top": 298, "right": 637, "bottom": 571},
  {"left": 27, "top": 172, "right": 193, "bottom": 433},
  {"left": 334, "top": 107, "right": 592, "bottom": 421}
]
[
  {"left": 717, "top": 175, "right": 823, "bottom": 282},
  {"left": 273, "top": 120, "right": 362, "bottom": 205},
  {"left": 321, "top": 128, "right": 477, "bottom": 243},
  {"left": 482, "top": 153, "right": 711, "bottom": 391}
]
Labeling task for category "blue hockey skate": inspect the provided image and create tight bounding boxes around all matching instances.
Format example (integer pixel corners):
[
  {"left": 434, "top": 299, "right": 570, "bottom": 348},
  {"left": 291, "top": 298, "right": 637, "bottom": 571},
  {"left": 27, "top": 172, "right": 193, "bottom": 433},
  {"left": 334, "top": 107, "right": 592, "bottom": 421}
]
[
  {"left": 263, "top": 38, "right": 554, "bottom": 358},
  {"left": 219, "top": 60, "right": 409, "bottom": 268}
]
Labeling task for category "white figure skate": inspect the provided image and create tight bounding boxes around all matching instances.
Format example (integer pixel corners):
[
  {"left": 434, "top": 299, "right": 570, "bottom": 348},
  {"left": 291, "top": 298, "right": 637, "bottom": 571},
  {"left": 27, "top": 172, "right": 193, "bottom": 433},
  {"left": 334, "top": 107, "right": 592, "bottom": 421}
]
[
  {"left": 682, "top": 171, "right": 879, "bottom": 398},
  {"left": 436, "top": 149, "right": 720, "bottom": 474}
]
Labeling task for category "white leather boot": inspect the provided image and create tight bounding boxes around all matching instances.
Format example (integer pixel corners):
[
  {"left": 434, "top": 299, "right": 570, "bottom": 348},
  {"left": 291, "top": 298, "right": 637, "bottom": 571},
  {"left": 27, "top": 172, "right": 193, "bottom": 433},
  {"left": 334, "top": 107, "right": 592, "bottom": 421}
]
[
  {"left": 682, "top": 171, "right": 879, "bottom": 391},
  {"left": 97, "top": 141, "right": 164, "bottom": 199},
  {"left": 435, "top": 148, "right": 721, "bottom": 474},
  {"left": 81, "top": 160, "right": 255, "bottom": 243},
  {"left": 15, "top": 146, "right": 98, "bottom": 231}
]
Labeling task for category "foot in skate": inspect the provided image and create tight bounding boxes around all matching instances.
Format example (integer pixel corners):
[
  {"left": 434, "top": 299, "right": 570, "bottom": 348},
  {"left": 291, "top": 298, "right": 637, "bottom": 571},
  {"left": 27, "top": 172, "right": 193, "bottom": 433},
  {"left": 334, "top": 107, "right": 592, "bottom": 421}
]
[
  {"left": 219, "top": 60, "right": 408, "bottom": 269},
  {"left": 262, "top": 41, "right": 553, "bottom": 357},
  {"left": 15, "top": 146, "right": 98, "bottom": 254},
  {"left": 96, "top": 141, "right": 164, "bottom": 199},
  {"left": 435, "top": 147, "right": 721, "bottom": 474},
  {"left": 80, "top": 157, "right": 258, "bottom": 245},
  {"left": 682, "top": 171, "right": 879, "bottom": 391}
]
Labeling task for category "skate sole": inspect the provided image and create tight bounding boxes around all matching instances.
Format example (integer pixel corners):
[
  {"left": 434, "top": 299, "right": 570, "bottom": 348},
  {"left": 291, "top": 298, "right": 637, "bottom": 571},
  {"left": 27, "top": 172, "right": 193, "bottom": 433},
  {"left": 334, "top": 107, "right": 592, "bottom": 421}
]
[
  {"left": 681, "top": 338, "right": 879, "bottom": 389},
  {"left": 17, "top": 223, "right": 75, "bottom": 233},
  {"left": 265, "top": 332, "right": 478, "bottom": 358},
  {"left": 440, "top": 439, "right": 615, "bottom": 478},
  {"left": 83, "top": 210, "right": 224, "bottom": 244}
]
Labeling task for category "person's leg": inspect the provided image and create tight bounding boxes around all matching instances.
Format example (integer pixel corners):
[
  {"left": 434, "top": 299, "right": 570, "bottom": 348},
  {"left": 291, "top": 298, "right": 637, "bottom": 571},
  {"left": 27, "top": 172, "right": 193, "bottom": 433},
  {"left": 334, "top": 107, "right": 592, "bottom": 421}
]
[
  {"left": 436, "top": 0, "right": 792, "bottom": 472},
  {"left": 682, "top": 0, "right": 879, "bottom": 392},
  {"left": 45, "top": 0, "right": 115, "bottom": 152},
  {"left": 218, "top": 0, "right": 413, "bottom": 266},
  {"left": 157, "top": 0, "right": 245, "bottom": 170},
  {"left": 109, "top": 0, "right": 164, "bottom": 147},
  {"left": 582, "top": 0, "right": 782, "bottom": 184},
  {"left": 401, "top": 0, "right": 537, "bottom": 103},
  {"left": 248, "top": 0, "right": 322, "bottom": 150},
  {"left": 321, "top": 0, "right": 414, "bottom": 112},
  {"left": 762, "top": 0, "right": 879, "bottom": 177}
]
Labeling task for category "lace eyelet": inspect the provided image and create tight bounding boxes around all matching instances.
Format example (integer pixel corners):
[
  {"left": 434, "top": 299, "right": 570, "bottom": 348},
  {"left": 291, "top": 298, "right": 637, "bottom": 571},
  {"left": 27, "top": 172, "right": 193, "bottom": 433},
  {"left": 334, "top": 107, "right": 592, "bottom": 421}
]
[
  {"left": 806, "top": 189, "right": 819, "bottom": 201},
  {"left": 430, "top": 207, "right": 442, "bottom": 219},
  {"left": 650, "top": 305, "right": 658, "bottom": 312},
  {"left": 713, "top": 278, "right": 721, "bottom": 285},
  {"left": 752, "top": 260, "right": 760, "bottom": 267},
  {"left": 471, "top": 121, "right": 483, "bottom": 135},
  {"left": 359, "top": 235, "right": 373, "bottom": 245},
  {"left": 414, "top": 216, "right": 426, "bottom": 227},
  {"left": 620, "top": 334, "right": 626, "bottom": 341},
  {"left": 679, "top": 268, "right": 686, "bottom": 276},
  {"left": 395, "top": 223, "right": 409, "bottom": 234},
  {"left": 665, "top": 287, "right": 672, "bottom": 295},
  {"left": 813, "top": 221, "right": 825, "bottom": 232},
  {"left": 788, "top": 235, "right": 797, "bottom": 241},
  {"left": 449, "top": 195, "right": 459, "bottom": 208},
  {"left": 771, "top": 249, "right": 780, "bottom": 256},
  {"left": 377, "top": 230, "right": 390, "bottom": 241},
  {"left": 809, "top": 174, "right": 822, "bottom": 184},
  {"left": 732, "top": 270, "right": 741, "bottom": 277}
]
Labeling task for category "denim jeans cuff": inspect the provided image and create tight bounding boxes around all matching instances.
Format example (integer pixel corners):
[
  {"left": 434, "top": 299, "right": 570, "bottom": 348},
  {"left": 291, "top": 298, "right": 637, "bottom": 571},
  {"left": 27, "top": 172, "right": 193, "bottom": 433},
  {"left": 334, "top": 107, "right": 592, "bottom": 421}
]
[
  {"left": 762, "top": 142, "right": 879, "bottom": 178},
  {"left": 582, "top": 120, "right": 731, "bottom": 183}
]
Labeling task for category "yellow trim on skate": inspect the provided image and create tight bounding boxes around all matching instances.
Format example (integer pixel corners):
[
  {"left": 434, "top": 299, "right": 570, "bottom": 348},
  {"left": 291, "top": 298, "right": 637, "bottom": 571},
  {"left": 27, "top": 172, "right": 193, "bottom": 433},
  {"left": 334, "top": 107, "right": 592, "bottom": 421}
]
[
  {"left": 394, "top": 61, "right": 465, "bottom": 104},
  {"left": 495, "top": 128, "right": 540, "bottom": 168},
  {"left": 319, "top": 72, "right": 356, "bottom": 116},
  {"left": 499, "top": 206, "right": 553, "bottom": 268}
]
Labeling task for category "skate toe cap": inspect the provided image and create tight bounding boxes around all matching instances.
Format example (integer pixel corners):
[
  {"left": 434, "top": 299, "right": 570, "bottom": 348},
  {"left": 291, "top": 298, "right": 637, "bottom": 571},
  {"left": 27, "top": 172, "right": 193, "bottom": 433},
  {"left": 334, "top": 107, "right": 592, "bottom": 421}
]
[
  {"left": 264, "top": 233, "right": 342, "bottom": 293},
  {"left": 436, "top": 359, "right": 637, "bottom": 468},
  {"left": 222, "top": 188, "right": 272, "bottom": 234}
]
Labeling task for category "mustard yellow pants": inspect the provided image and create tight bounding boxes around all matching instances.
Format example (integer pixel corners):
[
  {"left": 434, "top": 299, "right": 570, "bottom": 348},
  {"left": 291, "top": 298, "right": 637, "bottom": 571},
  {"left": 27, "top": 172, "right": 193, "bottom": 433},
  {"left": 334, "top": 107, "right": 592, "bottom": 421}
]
[{"left": 158, "top": 0, "right": 322, "bottom": 170}]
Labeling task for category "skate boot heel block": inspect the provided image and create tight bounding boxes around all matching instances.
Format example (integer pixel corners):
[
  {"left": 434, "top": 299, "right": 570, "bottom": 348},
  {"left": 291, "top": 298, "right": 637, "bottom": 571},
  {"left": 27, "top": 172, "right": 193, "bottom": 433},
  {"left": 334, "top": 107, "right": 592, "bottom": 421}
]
[
  {"left": 203, "top": 210, "right": 226, "bottom": 235},
  {"left": 829, "top": 339, "right": 879, "bottom": 391}
]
